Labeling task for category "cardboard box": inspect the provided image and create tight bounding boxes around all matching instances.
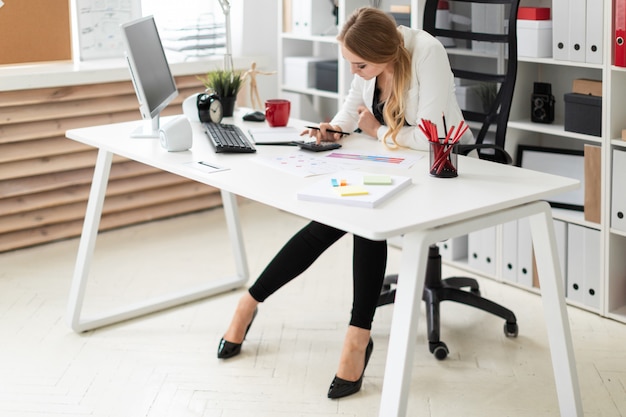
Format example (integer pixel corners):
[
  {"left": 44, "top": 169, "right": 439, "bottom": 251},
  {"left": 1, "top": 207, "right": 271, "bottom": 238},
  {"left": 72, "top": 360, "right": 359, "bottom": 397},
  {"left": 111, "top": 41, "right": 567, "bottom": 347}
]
[
  {"left": 283, "top": 57, "right": 328, "bottom": 89},
  {"left": 315, "top": 60, "right": 338, "bottom": 92},
  {"left": 518, "top": 7, "right": 551, "bottom": 20},
  {"left": 572, "top": 78, "right": 602, "bottom": 97},
  {"left": 517, "top": 20, "right": 552, "bottom": 58},
  {"left": 564, "top": 93, "right": 602, "bottom": 137}
]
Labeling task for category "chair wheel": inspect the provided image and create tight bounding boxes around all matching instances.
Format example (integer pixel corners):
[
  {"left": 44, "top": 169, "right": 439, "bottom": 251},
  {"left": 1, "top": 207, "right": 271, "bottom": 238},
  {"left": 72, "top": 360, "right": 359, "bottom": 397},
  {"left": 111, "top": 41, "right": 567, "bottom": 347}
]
[
  {"left": 429, "top": 341, "right": 449, "bottom": 360},
  {"left": 504, "top": 321, "right": 518, "bottom": 337}
]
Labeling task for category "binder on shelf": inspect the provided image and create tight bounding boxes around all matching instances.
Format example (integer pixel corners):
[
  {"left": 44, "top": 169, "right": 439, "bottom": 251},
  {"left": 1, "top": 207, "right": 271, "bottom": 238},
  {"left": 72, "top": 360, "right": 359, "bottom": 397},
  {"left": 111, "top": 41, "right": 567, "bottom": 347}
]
[
  {"left": 568, "top": 0, "right": 587, "bottom": 62},
  {"left": 468, "top": 227, "right": 496, "bottom": 276},
  {"left": 585, "top": 0, "right": 604, "bottom": 64},
  {"left": 517, "top": 218, "right": 534, "bottom": 288},
  {"left": 583, "top": 227, "right": 601, "bottom": 309},
  {"left": 552, "top": 0, "right": 570, "bottom": 60},
  {"left": 566, "top": 223, "right": 601, "bottom": 309},
  {"left": 615, "top": 0, "right": 626, "bottom": 67},
  {"left": 438, "top": 236, "right": 468, "bottom": 261},
  {"left": 611, "top": 149, "right": 626, "bottom": 232},
  {"left": 566, "top": 223, "right": 585, "bottom": 304},
  {"left": 584, "top": 144, "right": 601, "bottom": 224},
  {"left": 501, "top": 221, "right": 518, "bottom": 283}
]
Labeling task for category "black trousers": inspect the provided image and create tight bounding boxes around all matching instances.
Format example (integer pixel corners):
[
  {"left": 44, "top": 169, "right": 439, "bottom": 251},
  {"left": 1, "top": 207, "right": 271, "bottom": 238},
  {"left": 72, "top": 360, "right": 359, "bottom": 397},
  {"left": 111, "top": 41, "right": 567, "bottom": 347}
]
[{"left": 248, "top": 221, "right": 387, "bottom": 330}]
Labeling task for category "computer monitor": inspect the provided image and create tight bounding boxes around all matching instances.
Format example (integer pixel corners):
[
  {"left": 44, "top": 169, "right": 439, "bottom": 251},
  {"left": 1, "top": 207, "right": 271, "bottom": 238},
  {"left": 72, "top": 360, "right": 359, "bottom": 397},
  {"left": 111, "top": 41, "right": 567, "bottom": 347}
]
[{"left": 121, "top": 16, "right": 178, "bottom": 138}]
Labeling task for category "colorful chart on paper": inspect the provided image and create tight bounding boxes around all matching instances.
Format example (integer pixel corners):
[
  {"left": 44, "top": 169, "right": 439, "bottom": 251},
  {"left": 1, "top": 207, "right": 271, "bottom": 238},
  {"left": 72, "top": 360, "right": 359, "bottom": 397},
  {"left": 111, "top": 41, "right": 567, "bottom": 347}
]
[
  {"left": 254, "top": 153, "right": 349, "bottom": 177},
  {"left": 323, "top": 151, "right": 419, "bottom": 168}
]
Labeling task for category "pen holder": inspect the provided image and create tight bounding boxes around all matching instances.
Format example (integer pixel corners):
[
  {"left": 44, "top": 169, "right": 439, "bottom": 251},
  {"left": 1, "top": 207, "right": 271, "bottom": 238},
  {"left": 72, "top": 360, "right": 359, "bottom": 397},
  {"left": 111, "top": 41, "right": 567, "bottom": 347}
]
[{"left": 429, "top": 140, "right": 458, "bottom": 178}]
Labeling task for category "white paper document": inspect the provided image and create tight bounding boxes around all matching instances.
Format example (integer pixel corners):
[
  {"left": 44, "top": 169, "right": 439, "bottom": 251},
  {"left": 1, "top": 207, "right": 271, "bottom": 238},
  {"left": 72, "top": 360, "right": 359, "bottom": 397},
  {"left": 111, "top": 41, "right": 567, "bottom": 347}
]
[{"left": 248, "top": 127, "right": 303, "bottom": 144}]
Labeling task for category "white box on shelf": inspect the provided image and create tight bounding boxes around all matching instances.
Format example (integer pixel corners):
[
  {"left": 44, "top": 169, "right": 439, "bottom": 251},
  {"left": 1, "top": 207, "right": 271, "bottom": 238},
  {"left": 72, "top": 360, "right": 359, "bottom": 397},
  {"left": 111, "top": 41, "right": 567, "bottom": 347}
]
[
  {"left": 517, "top": 20, "right": 553, "bottom": 58},
  {"left": 283, "top": 56, "right": 328, "bottom": 90},
  {"left": 454, "top": 83, "right": 484, "bottom": 113}
]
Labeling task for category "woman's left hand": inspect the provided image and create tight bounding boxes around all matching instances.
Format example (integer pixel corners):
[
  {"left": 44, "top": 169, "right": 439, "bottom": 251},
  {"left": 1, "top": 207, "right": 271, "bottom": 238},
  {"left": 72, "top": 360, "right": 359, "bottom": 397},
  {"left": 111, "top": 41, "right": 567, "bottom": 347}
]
[{"left": 356, "top": 106, "right": 381, "bottom": 138}]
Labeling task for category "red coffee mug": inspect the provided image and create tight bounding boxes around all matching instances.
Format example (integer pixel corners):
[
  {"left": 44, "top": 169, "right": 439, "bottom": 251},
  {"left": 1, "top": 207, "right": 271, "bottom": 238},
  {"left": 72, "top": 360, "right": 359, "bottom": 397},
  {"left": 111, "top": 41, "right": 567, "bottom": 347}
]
[{"left": 265, "top": 99, "right": 291, "bottom": 127}]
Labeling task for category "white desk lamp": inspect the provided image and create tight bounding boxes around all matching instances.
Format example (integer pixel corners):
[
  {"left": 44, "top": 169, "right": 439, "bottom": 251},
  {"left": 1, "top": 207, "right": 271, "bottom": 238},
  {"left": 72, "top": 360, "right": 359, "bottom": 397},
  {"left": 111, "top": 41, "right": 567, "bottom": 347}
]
[{"left": 217, "top": 0, "right": 234, "bottom": 72}]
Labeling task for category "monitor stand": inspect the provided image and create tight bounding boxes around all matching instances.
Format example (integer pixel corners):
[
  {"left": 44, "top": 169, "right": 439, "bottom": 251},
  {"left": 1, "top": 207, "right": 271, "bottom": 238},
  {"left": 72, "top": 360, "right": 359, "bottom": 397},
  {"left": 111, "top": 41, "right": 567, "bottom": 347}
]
[{"left": 130, "top": 115, "right": 160, "bottom": 138}]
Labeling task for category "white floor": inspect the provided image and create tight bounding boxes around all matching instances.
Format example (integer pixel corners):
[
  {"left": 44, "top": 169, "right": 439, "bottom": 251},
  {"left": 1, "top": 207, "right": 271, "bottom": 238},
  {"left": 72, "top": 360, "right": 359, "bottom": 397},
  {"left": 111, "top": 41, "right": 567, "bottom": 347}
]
[{"left": 1, "top": 200, "right": 625, "bottom": 417}]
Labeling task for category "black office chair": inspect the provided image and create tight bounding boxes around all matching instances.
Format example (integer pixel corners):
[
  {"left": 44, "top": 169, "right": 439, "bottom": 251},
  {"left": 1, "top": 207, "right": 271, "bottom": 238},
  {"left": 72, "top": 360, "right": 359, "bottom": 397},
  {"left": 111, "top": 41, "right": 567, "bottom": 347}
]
[{"left": 378, "top": 0, "right": 521, "bottom": 360}]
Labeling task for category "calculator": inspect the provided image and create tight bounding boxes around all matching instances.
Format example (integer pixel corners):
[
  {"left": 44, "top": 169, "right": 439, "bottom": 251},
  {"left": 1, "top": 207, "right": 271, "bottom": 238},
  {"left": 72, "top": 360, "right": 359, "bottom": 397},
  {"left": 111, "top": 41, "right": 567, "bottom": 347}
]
[{"left": 297, "top": 141, "right": 342, "bottom": 152}]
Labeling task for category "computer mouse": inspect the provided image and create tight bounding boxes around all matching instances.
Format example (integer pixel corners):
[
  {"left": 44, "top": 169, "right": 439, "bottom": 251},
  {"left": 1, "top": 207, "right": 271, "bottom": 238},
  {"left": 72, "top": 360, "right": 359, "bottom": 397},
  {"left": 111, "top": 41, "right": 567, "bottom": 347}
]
[{"left": 243, "top": 111, "right": 266, "bottom": 122}]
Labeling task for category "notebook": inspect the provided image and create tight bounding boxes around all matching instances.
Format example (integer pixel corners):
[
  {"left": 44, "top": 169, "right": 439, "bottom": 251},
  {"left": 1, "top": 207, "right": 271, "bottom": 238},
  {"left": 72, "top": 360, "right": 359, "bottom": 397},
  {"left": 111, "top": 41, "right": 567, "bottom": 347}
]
[{"left": 297, "top": 171, "right": 412, "bottom": 208}]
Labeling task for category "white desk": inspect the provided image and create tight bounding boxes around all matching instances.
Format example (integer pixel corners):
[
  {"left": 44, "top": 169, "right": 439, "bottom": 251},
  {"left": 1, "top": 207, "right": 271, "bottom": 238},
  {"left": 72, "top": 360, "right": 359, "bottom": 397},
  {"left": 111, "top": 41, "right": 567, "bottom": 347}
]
[{"left": 65, "top": 112, "right": 582, "bottom": 417}]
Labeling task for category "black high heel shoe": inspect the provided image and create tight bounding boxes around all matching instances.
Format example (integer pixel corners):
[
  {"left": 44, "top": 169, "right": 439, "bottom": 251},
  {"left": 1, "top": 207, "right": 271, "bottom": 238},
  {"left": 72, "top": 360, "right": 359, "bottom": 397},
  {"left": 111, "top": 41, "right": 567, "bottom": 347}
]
[
  {"left": 217, "top": 307, "right": 258, "bottom": 359},
  {"left": 327, "top": 337, "right": 374, "bottom": 399}
]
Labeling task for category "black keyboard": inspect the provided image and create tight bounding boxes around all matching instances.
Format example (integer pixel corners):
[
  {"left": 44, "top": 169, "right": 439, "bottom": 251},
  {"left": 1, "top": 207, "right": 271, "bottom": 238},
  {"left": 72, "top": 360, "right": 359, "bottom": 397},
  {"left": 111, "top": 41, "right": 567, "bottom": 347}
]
[{"left": 203, "top": 122, "right": 256, "bottom": 153}]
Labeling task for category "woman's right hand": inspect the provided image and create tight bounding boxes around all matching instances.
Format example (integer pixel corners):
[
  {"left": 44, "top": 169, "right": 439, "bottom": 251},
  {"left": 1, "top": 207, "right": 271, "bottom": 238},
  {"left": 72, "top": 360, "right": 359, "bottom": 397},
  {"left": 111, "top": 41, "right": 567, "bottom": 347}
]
[{"left": 301, "top": 123, "right": 345, "bottom": 143}]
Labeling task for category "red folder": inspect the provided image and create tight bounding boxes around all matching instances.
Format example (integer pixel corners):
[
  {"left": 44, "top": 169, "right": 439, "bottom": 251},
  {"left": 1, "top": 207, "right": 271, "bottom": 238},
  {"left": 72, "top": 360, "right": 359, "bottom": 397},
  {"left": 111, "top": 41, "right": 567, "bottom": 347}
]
[{"left": 616, "top": 0, "right": 626, "bottom": 67}]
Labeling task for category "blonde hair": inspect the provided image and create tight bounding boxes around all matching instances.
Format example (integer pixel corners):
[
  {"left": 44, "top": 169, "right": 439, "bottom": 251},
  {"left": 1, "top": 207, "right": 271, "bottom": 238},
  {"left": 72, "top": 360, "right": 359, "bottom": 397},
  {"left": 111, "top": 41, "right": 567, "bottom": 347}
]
[{"left": 338, "top": 7, "right": 412, "bottom": 148}]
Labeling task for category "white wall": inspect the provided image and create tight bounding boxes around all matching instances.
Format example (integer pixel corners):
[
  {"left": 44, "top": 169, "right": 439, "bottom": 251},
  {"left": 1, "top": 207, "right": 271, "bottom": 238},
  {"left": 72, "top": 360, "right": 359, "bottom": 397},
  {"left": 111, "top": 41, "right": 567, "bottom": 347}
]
[{"left": 232, "top": 0, "right": 279, "bottom": 108}]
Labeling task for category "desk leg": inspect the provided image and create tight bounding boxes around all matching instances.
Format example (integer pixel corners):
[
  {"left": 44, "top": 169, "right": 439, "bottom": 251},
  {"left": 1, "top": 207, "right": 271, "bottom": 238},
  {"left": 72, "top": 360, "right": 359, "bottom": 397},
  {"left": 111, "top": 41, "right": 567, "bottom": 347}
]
[
  {"left": 529, "top": 203, "right": 583, "bottom": 416},
  {"left": 221, "top": 190, "right": 248, "bottom": 280},
  {"left": 379, "top": 231, "right": 429, "bottom": 417},
  {"left": 66, "top": 149, "right": 249, "bottom": 333}
]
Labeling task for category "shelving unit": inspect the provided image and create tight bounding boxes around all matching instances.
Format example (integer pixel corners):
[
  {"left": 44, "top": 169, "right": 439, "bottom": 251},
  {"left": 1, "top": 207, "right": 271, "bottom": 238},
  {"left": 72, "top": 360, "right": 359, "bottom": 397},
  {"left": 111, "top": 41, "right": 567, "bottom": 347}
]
[
  {"left": 278, "top": 0, "right": 414, "bottom": 121},
  {"left": 278, "top": 0, "right": 626, "bottom": 324}
]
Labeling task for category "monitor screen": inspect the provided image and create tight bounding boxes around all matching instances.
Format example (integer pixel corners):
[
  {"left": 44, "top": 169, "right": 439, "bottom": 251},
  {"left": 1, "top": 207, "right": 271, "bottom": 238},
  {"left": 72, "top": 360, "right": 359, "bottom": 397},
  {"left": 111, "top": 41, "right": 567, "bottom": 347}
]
[{"left": 121, "top": 16, "right": 178, "bottom": 137}]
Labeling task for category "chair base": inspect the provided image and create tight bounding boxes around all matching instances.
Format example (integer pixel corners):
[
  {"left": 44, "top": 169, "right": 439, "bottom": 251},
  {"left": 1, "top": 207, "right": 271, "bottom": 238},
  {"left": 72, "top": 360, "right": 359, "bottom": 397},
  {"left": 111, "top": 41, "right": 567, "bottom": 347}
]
[{"left": 378, "top": 244, "right": 518, "bottom": 360}]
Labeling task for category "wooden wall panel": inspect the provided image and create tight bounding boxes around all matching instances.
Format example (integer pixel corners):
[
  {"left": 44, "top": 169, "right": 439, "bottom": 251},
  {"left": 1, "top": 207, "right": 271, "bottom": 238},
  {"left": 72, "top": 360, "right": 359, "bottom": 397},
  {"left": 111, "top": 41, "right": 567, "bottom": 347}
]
[{"left": 0, "top": 75, "right": 223, "bottom": 253}]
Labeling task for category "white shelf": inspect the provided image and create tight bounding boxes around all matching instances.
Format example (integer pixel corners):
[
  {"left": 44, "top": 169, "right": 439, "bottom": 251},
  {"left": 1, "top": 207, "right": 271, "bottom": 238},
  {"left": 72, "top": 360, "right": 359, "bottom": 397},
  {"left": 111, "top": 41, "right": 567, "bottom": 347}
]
[
  {"left": 280, "top": 85, "right": 340, "bottom": 99},
  {"left": 280, "top": 33, "right": 338, "bottom": 44},
  {"left": 519, "top": 56, "right": 604, "bottom": 69},
  {"left": 508, "top": 120, "right": 603, "bottom": 144}
]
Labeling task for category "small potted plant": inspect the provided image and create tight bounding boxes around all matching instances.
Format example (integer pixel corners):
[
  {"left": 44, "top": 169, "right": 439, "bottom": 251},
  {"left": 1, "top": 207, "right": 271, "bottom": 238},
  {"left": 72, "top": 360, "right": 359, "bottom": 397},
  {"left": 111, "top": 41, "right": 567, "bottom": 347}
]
[{"left": 197, "top": 69, "right": 244, "bottom": 117}]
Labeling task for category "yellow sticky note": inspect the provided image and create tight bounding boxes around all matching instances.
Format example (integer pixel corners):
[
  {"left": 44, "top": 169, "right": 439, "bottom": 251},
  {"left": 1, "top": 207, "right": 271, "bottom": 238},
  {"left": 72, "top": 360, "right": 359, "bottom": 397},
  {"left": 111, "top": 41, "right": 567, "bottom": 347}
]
[
  {"left": 363, "top": 175, "right": 392, "bottom": 185},
  {"left": 335, "top": 185, "right": 369, "bottom": 196}
]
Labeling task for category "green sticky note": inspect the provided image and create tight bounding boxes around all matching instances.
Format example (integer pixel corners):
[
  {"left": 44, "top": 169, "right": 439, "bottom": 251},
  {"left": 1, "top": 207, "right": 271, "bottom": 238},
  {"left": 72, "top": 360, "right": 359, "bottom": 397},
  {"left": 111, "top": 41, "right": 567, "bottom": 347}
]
[{"left": 363, "top": 175, "right": 392, "bottom": 185}]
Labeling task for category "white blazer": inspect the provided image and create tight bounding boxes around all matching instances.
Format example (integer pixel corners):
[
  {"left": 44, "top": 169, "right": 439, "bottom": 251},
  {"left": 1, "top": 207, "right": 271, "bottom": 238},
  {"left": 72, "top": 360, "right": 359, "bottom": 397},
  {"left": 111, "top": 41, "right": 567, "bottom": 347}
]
[{"left": 330, "top": 26, "right": 472, "bottom": 151}]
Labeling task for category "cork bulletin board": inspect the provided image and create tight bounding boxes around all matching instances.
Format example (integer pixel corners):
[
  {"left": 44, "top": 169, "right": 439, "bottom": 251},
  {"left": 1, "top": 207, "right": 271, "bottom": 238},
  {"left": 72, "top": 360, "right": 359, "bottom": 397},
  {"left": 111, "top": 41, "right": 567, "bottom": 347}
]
[{"left": 0, "top": 0, "right": 72, "bottom": 65}]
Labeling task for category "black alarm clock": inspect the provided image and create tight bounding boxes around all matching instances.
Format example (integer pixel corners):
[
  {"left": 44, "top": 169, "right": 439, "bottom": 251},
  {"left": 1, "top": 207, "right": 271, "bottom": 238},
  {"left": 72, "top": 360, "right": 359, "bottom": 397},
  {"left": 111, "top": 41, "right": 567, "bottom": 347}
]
[{"left": 197, "top": 93, "right": 223, "bottom": 124}]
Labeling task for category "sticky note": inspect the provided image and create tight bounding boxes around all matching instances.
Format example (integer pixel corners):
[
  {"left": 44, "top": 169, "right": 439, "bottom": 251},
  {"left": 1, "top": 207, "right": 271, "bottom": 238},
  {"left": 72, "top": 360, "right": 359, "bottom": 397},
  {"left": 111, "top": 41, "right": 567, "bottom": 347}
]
[
  {"left": 363, "top": 175, "right": 393, "bottom": 185},
  {"left": 334, "top": 185, "right": 369, "bottom": 196},
  {"left": 331, "top": 178, "right": 339, "bottom": 187}
]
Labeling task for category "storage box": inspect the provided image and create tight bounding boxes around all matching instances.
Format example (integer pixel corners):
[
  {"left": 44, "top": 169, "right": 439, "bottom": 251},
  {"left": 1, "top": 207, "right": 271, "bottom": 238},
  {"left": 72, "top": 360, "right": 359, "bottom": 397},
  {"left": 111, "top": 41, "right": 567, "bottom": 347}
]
[
  {"left": 389, "top": 12, "right": 410, "bottom": 27},
  {"left": 518, "top": 7, "right": 551, "bottom": 20},
  {"left": 455, "top": 83, "right": 484, "bottom": 113},
  {"left": 564, "top": 93, "right": 602, "bottom": 137},
  {"left": 315, "top": 60, "right": 338, "bottom": 92},
  {"left": 572, "top": 78, "right": 602, "bottom": 97},
  {"left": 283, "top": 57, "right": 328, "bottom": 89},
  {"left": 517, "top": 20, "right": 552, "bottom": 58}
]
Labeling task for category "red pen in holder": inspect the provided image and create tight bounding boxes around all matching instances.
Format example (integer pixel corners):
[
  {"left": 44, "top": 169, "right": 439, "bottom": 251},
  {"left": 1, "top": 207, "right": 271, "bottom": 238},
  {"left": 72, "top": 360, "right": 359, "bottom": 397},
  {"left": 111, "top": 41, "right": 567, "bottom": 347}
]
[
  {"left": 429, "top": 139, "right": 458, "bottom": 178},
  {"left": 420, "top": 116, "right": 467, "bottom": 178}
]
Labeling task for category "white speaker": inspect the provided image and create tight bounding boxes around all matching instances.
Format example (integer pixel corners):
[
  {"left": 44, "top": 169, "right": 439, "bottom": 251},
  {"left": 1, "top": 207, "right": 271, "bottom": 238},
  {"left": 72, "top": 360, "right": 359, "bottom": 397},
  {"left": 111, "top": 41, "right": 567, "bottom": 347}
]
[
  {"left": 159, "top": 115, "right": 192, "bottom": 151},
  {"left": 183, "top": 93, "right": 202, "bottom": 122}
]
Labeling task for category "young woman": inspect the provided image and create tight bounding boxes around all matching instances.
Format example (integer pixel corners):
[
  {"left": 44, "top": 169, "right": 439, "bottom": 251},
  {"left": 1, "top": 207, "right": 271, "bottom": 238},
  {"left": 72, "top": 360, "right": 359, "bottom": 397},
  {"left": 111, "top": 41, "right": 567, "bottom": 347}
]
[{"left": 217, "top": 7, "right": 471, "bottom": 399}]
